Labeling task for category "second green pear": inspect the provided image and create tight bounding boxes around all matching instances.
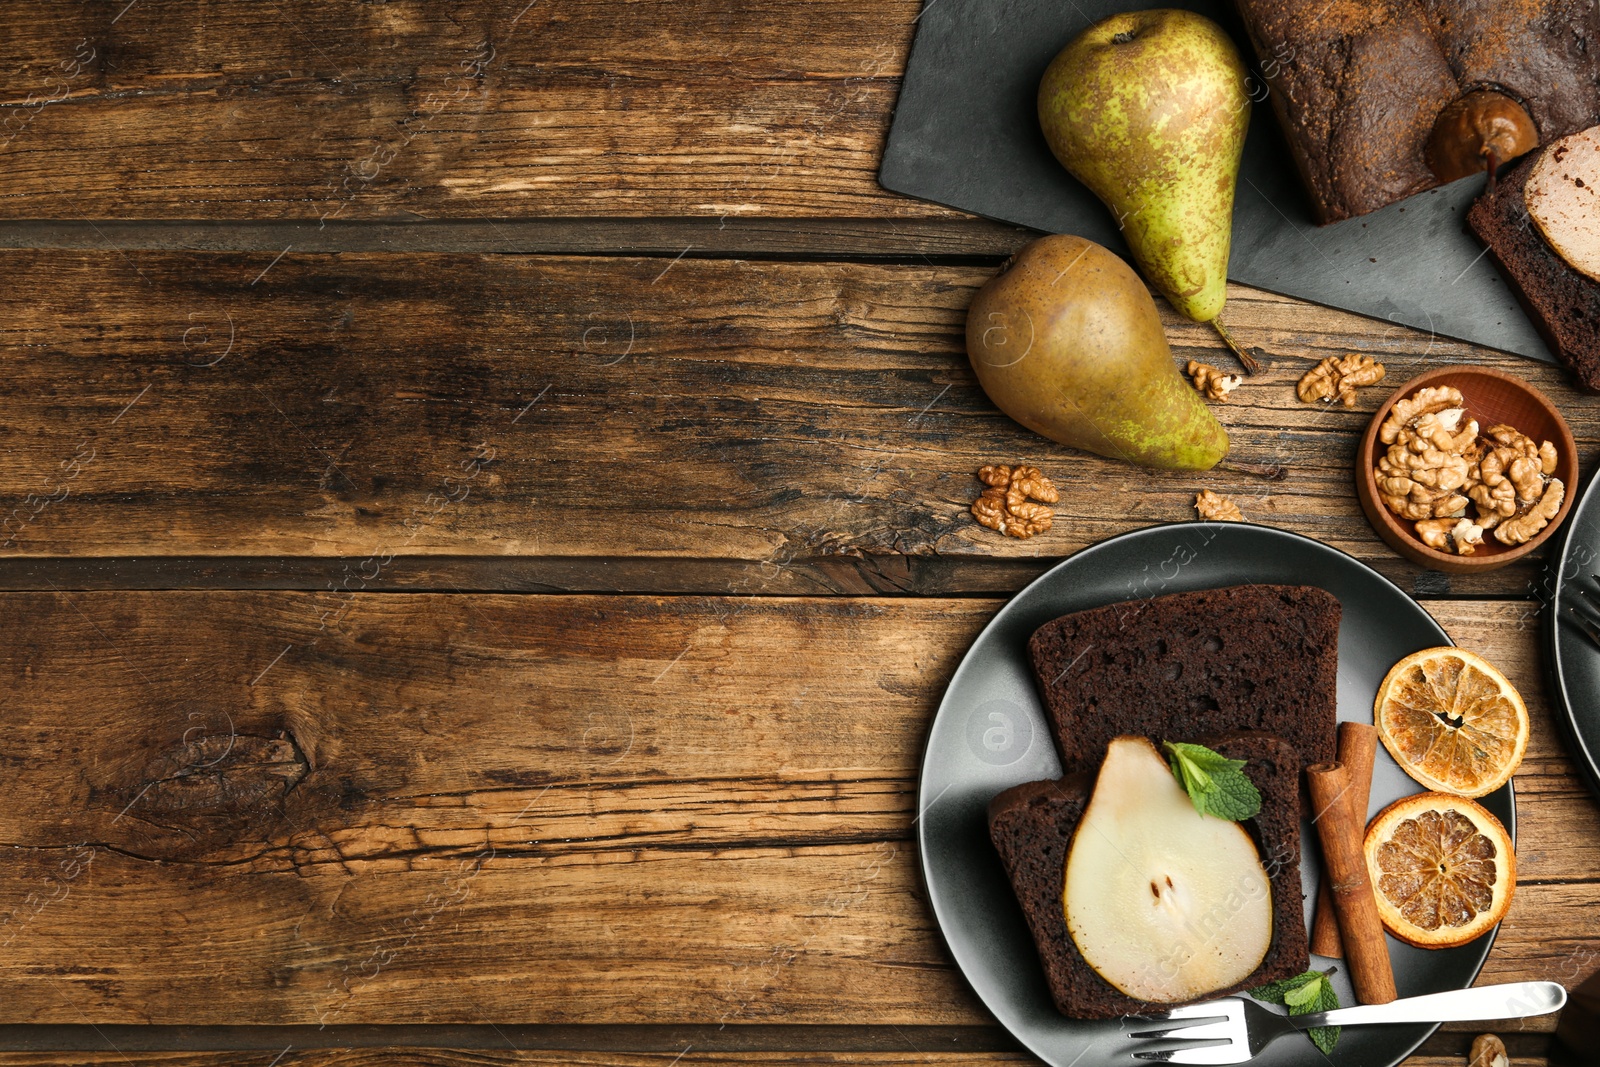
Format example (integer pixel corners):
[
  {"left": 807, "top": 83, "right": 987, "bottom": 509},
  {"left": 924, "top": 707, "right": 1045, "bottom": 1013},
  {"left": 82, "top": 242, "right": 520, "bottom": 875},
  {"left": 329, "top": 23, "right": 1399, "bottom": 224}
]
[
  {"left": 966, "top": 234, "right": 1228, "bottom": 470},
  {"left": 1039, "top": 9, "right": 1250, "bottom": 323}
]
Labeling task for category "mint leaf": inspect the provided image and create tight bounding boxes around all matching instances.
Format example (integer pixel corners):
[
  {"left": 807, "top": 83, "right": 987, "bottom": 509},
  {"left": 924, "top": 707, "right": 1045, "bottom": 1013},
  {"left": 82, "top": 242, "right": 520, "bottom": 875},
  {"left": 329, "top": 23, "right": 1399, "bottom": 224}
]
[
  {"left": 1202, "top": 766, "right": 1263, "bottom": 821},
  {"left": 1308, "top": 1023, "right": 1340, "bottom": 1056},
  {"left": 1164, "top": 740, "right": 1246, "bottom": 776},
  {"left": 1305, "top": 978, "right": 1341, "bottom": 1055},
  {"left": 1164, "top": 742, "right": 1212, "bottom": 807},
  {"left": 1246, "top": 977, "right": 1296, "bottom": 1005},
  {"left": 1283, "top": 974, "right": 1323, "bottom": 1008},
  {"left": 1162, "top": 741, "right": 1262, "bottom": 821},
  {"left": 1249, "top": 971, "right": 1320, "bottom": 1005},
  {"left": 1252, "top": 969, "right": 1340, "bottom": 1054}
]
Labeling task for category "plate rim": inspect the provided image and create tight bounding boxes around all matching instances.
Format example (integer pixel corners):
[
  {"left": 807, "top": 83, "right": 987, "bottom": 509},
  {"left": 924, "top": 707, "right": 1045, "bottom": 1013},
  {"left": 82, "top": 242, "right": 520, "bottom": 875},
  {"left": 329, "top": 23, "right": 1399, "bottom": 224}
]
[
  {"left": 916, "top": 520, "right": 1512, "bottom": 1067},
  {"left": 1544, "top": 469, "right": 1600, "bottom": 799}
]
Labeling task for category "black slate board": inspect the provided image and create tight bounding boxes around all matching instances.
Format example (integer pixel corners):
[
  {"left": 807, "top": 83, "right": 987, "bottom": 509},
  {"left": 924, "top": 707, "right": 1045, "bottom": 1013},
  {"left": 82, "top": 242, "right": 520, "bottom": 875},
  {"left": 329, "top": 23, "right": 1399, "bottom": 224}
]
[{"left": 879, "top": 0, "right": 1556, "bottom": 364}]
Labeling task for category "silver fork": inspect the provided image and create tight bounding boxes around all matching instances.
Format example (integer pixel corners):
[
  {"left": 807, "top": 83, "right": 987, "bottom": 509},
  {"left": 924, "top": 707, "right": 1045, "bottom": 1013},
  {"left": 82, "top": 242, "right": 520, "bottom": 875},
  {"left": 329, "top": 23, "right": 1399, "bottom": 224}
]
[
  {"left": 1127, "top": 981, "right": 1566, "bottom": 1063},
  {"left": 1563, "top": 575, "right": 1600, "bottom": 651}
]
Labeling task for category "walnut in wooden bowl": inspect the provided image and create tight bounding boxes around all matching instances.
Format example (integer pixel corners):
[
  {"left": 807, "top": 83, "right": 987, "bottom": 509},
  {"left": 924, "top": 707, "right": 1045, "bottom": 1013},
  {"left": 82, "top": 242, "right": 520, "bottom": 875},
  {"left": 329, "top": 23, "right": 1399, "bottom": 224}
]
[{"left": 1355, "top": 367, "right": 1578, "bottom": 574}]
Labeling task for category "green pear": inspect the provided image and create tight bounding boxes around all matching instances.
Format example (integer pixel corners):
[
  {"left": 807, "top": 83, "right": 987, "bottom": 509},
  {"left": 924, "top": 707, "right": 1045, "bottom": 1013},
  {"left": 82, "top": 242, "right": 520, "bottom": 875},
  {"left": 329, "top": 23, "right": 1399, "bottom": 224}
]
[
  {"left": 1038, "top": 9, "right": 1250, "bottom": 323},
  {"left": 966, "top": 234, "right": 1228, "bottom": 470}
]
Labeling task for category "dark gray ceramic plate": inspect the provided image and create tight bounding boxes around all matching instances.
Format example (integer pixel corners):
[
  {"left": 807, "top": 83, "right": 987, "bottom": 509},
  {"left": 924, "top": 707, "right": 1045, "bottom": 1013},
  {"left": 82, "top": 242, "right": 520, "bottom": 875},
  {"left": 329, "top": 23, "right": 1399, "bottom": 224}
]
[
  {"left": 918, "top": 522, "right": 1514, "bottom": 1067},
  {"left": 1546, "top": 472, "right": 1600, "bottom": 801}
]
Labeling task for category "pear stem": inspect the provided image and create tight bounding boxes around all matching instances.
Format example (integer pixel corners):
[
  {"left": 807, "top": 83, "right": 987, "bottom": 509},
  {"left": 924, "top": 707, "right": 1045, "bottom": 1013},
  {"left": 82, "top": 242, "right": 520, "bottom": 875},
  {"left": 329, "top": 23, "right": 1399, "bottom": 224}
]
[
  {"left": 1210, "top": 317, "right": 1263, "bottom": 375},
  {"left": 1219, "top": 459, "right": 1287, "bottom": 481}
]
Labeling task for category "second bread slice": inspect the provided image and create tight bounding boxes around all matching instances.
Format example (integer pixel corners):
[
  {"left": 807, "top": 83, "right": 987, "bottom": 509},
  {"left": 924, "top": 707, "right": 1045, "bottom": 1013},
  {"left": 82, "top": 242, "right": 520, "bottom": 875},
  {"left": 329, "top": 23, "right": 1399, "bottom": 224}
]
[{"left": 988, "top": 732, "right": 1308, "bottom": 1019}]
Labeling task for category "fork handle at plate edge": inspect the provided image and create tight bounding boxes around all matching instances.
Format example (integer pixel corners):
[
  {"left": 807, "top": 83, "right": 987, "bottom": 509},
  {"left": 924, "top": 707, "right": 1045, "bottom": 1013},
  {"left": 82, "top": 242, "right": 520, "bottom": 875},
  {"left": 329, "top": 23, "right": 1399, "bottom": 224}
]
[{"left": 1297, "top": 981, "right": 1566, "bottom": 1028}]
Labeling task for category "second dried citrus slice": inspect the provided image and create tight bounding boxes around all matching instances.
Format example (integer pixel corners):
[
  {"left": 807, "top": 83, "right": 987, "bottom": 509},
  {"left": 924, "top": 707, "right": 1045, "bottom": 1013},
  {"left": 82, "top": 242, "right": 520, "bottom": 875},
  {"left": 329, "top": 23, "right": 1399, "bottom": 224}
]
[
  {"left": 1374, "top": 646, "right": 1528, "bottom": 798},
  {"left": 1364, "top": 792, "right": 1515, "bottom": 948}
]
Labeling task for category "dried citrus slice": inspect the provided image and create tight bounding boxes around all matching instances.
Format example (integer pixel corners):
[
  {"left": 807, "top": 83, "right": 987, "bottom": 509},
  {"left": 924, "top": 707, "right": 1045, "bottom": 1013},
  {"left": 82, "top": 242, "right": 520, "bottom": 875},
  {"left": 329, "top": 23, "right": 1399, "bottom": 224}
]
[
  {"left": 1364, "top": 792, "right": 1515, "bottom": 948},
  {"left": 1374, "top": 646, "right": 1528, "bottom": 798}
]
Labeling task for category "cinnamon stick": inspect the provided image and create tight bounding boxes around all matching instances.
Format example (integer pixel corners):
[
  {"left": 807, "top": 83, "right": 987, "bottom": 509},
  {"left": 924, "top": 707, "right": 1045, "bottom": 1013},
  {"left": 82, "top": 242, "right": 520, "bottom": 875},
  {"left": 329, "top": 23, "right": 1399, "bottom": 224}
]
[
  {"left": 1306, "top": 760, "right": 1397, "bottom": 1004},
  {"left": 1310, "top": 722, "right": 1380, "bottom": 957}
]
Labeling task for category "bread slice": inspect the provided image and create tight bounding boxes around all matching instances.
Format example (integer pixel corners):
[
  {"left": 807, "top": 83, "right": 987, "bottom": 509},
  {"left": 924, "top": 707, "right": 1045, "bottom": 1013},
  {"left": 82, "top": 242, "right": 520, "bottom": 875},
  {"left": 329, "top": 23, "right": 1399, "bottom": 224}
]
[
  {"left": 1467, "top": 145, "right": 1600, "bottom": 393},
  {"left": 988, "top": 732, "right": 1308, "bottom": 1019},
  {"left": 1028, "top": 584, "right": 1340, "bottom": 774},
  {"left": 1230, "top": 0, "right": 1600, "bottom": 223}
]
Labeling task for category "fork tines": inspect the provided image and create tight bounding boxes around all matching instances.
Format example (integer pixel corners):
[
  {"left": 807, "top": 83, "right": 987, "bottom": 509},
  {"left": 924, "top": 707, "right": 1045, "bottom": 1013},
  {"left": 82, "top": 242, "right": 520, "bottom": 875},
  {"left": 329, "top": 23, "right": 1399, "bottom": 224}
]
[
  {"left": 1564, "top": 605, "right": 1600, "bottom": 652},
  {"left": 1127, "top": 1003, "right": 1230, "bottom": 1039},
  {"left": 1128, "top": 1000, "right": 1246, "bottom": 1063},
  {"left": 1559, "top": 578, "right": 1600, "bottom": 651}
]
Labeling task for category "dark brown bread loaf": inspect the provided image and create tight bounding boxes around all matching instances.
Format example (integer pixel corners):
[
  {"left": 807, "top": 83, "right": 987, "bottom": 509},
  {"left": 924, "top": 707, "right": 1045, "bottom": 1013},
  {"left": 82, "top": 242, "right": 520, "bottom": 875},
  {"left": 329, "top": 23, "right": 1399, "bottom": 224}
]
[
  {"left": 1467, "top": 147, "right": 1600, "bottom": 393},
  {"left": 1028, "top": 584, "right": 1340, "bottom": 774},
  {"left": 988, "top": 733, "right": 1308, "bottom": 1019},
  {"left": 1231, "top": 0, "right": 1600, "bottom": 223}
]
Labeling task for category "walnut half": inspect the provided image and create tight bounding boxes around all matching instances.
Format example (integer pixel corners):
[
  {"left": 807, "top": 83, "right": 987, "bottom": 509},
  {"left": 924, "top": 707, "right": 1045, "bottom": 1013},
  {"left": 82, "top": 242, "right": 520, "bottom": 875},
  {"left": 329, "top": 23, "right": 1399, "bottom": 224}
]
[
  {"left": 1380, "top": 385, "right": 1463, "bottom": 444},
  {"left": 1195, "top": 490, "right": 1244, "bottom": 522},
  {"left": 971, "top": 464, "right": 1057, "bottom": 539},
  {"left": 1376, "top": 406, "right": 1475, "bottom": 523},
  {"left": 1468, "top": 1034, "right": 1508, "bottom": 1067},
  {"left": 1415, "top": 516, "right": 1485, "bottom": 556},
  {"left": 1298, "top": 353, "right": 1386, "bottom": 407},
  {"left": 1495, "top": 477, "right": 1564, "bottom": 545},
  {"left": 1186, "top": 360, "right": 1242, "bottom": 401}
]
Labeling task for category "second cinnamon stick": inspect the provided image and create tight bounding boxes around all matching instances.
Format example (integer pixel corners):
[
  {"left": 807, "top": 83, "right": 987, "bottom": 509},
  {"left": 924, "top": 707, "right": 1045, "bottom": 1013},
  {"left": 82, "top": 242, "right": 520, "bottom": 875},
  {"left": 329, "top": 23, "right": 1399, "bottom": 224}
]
[
  {"left": 1307, "top": 760, "right": 1397, "bottom": 1004},
  {"left": 1310, "top": 722, "right": 1380, "bottom": 957}
]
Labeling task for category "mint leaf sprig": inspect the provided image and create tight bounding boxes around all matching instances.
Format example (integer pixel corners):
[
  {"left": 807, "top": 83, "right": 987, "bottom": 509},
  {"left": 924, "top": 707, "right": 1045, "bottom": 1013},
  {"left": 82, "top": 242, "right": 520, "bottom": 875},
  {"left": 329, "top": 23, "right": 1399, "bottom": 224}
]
[
  {"left": 1162, "top": 740, "right": 1263, "bottom": 821},
  {"left": 1250, "top": 967, "right": 1341, "bottom": 1055}
]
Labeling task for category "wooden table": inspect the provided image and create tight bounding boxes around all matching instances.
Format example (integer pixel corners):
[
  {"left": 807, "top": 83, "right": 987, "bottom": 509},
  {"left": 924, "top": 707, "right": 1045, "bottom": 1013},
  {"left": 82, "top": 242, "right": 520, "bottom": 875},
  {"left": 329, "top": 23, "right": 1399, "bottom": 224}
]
[{"left": 2, "top": 4, "right": 1596, "bottom": 1065}]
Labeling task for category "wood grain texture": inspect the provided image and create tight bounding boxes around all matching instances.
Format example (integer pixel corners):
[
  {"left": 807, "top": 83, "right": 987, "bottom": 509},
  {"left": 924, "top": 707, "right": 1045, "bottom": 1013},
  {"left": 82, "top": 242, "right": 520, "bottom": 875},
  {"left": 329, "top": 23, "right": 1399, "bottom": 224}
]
[
  {"left": 0, "top": 1026, "right": 1559, "bottom": 1064},
  {"left": 0, "top": 554, "right": 1053, "bottom": 598},
  {"left": 0, "top": 592, "right": 983, "bottom": 1025},
  {"left": 0, "top": 1023, "right": 1022, "bottom": 1055},
  {"left": 0, "top": 1055, "right": 1045, "bottom": 1067},
  {"left": 0, "top": 593, "right": 1595, "bottom": 1028},
  {"left": 0, "top": 219, "right": 1038, "bottom": 258},
  {"left": 2, "top": 249, "right": 1595, "bottom": 596},
  {"left": 0, "top": 1052, "right": 1555, "bottom": 1067},
  {"left": 0, "top": 0, "right": 936, "bottom": 220}
]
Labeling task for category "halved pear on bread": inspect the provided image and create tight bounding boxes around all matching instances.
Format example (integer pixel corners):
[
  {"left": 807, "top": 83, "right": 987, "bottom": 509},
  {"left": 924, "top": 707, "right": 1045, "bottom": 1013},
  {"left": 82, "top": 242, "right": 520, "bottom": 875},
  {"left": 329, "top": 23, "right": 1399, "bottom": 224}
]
[
  {"left": 1063, "top": 735, "right": 1273, "bottom": 1003},
  {"left": 1527, "top": 126, "right": 1600, "bottom": 285}
]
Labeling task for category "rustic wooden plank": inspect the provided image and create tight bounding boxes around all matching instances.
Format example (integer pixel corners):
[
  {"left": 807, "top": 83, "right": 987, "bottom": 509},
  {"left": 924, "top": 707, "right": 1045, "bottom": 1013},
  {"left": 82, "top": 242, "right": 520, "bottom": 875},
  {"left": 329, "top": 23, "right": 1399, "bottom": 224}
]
[
  {"left": 0, "top": 1023, "right": 1024, "bottom": 1057},
  {"left": 0, "top": 594, "right": 990, "bottom": 861},
  {"left": 2, "top": 841, "right": 962, "bottom": 1026},
  {"left": 0, "top": 594, "right": 1595, "bottom": 1028},
  {"left": 0, "top": 592, "right": 983, "bottom": 1025},
  {"left": 0, "top": 250, "right": 1592, "bottom": 597},
  {"left": 0, "top": 0, "right": 938, "bottom": 220},
  {"left": 0, "top": 1050, "right": 1554, "bottom": 1067},
  {"left": 0, "top": 594, "right": 1587, "bottom": 872},
  {"left": 0, "top": 1056, "right": 1557, "bottom": 1067},
  {"left": 0, "top": 554, "right": 1050, "bottom": 598},
  {"left": 0, "top": 1026, "right": 1565, "bottom": 1066},
  {"left": 0, "top": 1053, "right": 1049, "bottom": 1066},
  {"left": 0, "top": 219, "right": 1036, "bottom": 259}
]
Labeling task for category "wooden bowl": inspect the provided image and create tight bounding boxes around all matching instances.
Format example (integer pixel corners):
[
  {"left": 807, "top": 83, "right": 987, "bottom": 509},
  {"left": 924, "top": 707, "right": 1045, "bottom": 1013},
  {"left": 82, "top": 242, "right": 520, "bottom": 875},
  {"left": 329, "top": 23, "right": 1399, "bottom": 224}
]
[{"left": 1356, "top": 366, "right": 1579, "bottom": 574}]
